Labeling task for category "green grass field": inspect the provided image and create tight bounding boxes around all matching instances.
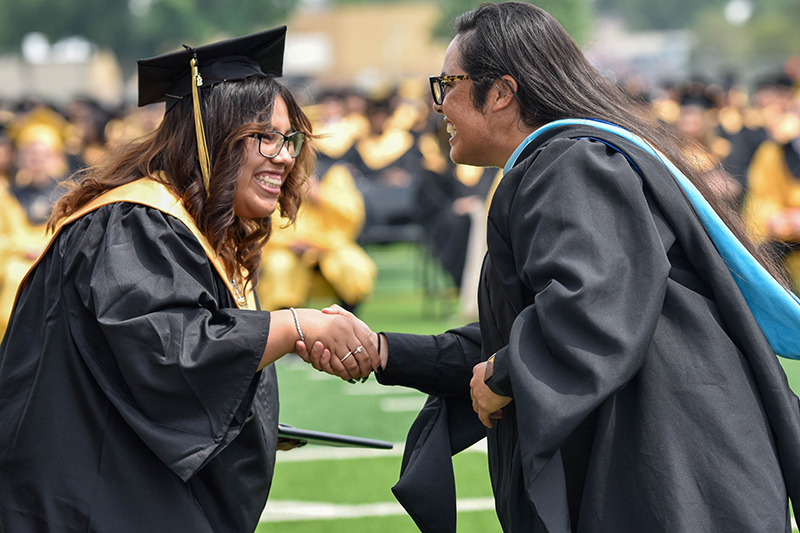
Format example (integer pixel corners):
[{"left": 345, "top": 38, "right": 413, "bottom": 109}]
[{"left": 258, "top": 242, "right": 800, "bottom": 532}]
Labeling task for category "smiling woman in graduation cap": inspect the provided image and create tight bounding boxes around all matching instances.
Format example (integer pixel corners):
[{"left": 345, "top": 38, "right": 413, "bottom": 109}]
[{"left": 0, "top": 27, "right": 379, "bottom": 532}]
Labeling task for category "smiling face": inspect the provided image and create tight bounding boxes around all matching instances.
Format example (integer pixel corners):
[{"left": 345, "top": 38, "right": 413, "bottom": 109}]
[
  {"left": 433, "top": 36, "right": 497, "bottom": 167},
  {"left": 233, "top": 95, "right": 295, "bottom": 219}
]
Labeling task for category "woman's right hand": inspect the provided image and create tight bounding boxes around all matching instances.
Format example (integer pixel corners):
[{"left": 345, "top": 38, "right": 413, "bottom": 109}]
[
  {"left": 319, "top": 305, "right": 386, "bottom": 373},
  {"left": 293, "top": 308, "right": 378, "bottom": 380}
]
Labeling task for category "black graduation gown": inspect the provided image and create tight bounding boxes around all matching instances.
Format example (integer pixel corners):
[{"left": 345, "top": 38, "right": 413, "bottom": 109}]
[
  {"left": 378, "top": 123, "right": 800, "bottom": 532},
  {"left": 11, "top": 177, "right": 67, "bottom": 225},
  {"left": 0, "top": 202, "right": 277, "bottom": 532}
]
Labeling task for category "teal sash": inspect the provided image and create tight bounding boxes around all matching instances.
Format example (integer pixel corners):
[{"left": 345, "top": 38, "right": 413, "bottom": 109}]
[{"left": 505, "top": 119, "right": 800, "bottom": 359}]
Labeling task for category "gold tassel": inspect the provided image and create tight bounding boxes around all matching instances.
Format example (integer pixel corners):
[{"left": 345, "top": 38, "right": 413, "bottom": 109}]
[{"left": 190, "top": 55, "right": 212, "bottom": 195}]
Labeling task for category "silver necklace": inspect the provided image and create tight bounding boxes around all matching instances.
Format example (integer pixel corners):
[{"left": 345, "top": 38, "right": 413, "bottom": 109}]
[{"left": 230, "top": 277, "right": 247, "bottom": 308}]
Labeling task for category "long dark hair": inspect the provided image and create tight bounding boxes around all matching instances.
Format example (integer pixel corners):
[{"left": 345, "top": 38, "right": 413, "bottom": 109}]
[
  {"left": 454, "top": 2, "right": 789, "bottom": 286},
  {"left": 49, "top": 75, "right": 314, "bottom": 287}
]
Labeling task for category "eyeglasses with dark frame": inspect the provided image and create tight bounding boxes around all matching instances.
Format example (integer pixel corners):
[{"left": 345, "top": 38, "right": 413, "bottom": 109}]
[
  {"left": 429, "top": 75, "right": 473, "bottom": 106},
  {"left": 252, "top": 131, "right": 305, "bottom": 159}
]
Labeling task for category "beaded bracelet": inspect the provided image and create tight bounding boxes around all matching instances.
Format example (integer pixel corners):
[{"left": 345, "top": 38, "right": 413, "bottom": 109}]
[{"left": 289, "top": 307, "right": 304, "bottom": 342}]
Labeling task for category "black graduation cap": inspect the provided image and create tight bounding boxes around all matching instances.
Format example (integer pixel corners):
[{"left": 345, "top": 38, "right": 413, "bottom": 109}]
[
  {"left": 135, "top": 26, "right": 287, "bottom": 195},
  {"left": 137, "top": 25, "right": 287, "bottom": 111}
]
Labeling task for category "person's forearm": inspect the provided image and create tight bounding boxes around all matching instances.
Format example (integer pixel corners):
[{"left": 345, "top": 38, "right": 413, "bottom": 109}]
[
  {"left": 259, "top": 309, "right": 302, "bottom": 369},
  {"left": 378, "top": 332, "right": 388, "bottom": 369},
  {"left": 377, "top": 331, "right": 477, "bottom": 397}
]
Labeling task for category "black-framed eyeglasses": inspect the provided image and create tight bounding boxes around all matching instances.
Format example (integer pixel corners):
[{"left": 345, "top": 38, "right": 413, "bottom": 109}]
[
  {"left": 429, "top": 75, "right": 473, "bottom": 105},
  {"left": 253, "top": 131, "right": 305, "bottom": 159}
]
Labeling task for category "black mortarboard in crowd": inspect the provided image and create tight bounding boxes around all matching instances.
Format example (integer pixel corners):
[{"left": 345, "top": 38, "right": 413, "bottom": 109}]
[
  {"left": 137, "top": 26, "right": 286, "bottom": 111},
  {"left": 135, "top": 26, "right": 287, "bottom": 194}
]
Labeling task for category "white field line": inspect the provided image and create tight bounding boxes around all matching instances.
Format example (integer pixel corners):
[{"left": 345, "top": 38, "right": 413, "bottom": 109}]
[
  {"left": 261, "top": 498, "right": 799, "bottom": 529},
  {"left": 266, "top": 438, "right": 492, "bottom": 523},
  {"left": 261, "top": 500, "right": 800, "bottom": 529},
  {"left": 276, "top": 437, "right": 487, "bottom": 463},
  {"left": 266, "top": 439, "right": 800, "bottom": 530},
  {"left": 260, "top": 497, "right": 496, "bottom": 522},
  {"left": 379, "top": 396, "right": 427, "bottom": 412},
  {"left": 342, "top": 382, "right": 421, "bottom": 396},
  {"left": 276, "top": 444, "right": 403, "bottom": 462},
  {"left": 306, "top": 371, "right": 341, "bottom": 381}
]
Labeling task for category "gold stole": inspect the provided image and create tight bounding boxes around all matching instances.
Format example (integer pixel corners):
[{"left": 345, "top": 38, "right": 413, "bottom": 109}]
[
  {"left": 14, "top": 177, "right": 255, "bottom": 310},
  {"left": 356, "top": 128, "right": 414, "bottom": 170}
]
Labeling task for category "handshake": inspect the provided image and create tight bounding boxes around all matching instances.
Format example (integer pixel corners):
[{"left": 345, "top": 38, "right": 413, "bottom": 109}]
[
  {"left": 283, "top": 304, "right": 510, "bottom": 430},
  {"left": 289, "top": 304, "right": 384, "bottom": 383}
]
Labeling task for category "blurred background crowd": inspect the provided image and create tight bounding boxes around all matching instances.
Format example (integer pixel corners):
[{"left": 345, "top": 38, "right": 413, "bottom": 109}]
[{"left": 1, "top": 0, "right": 800, "bottom": 340}]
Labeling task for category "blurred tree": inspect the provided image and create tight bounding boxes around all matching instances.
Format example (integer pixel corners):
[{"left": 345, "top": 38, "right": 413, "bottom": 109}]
[
  {"left": 322, "top": 0, "right": 591, "bottom": 43},
  {"left": 595, "top": 0, "right": 728, "bottom": 30},
  {"left": 749, "top": 0, "right": 800, "bottom": 58},
  {"left": 0, "top": 0, "right": 592, "bottom": 75},
  {"left": 0, "top": 0, "right": 297, "bottom": 75},
  {"left": 690, "top": 0, "right": 800, "bottom": 82},
  {"left": 427, "top": 0, "right": 592, "bottom": 44}
]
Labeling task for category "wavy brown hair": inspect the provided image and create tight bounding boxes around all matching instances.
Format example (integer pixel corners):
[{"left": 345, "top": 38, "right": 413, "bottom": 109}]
[
  {"left": 49, "top": 75, "right": 314, "bottom": 288},
  {"left": 453, "top": 2, "right": 790, "bottom": 288}
]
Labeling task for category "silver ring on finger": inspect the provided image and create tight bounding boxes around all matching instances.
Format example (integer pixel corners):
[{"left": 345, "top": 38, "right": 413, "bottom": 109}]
[
  {"left": 353, "top": 345, "right": 364, "bottom": 355},
  {"left": 340, "top": 351, "right": 353, "bottom": 363}
]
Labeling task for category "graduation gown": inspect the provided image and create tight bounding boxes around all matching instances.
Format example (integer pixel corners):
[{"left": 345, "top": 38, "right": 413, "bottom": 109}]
[
  {"left": 0, "top": 179, "right": 277, "bottom": 532},
  {"left": 258, "top": 162, "right": 376, "bottom": 310},
  {"left": 378, "top": 123, "right": 800, "bottom": 532},
  {"left": 742, "top": 139, "right": 800, "bottom": 286},
  {"left": 345, "top": 126, "right": 424, "bottom": 240},
  {"left": 0, "top": 181, "right": 49, "bottom": 337}
]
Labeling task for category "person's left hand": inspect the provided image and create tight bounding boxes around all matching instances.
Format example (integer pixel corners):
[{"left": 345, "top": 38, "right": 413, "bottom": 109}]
[
  {"left": 470, "top": 362, "right": 512, "bottom": 428},
  {"left": 277, "top": 437, "right": 307, "bottom": 451}
]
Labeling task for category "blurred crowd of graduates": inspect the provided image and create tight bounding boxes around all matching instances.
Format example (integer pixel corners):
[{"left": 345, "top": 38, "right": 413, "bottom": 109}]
[
  {"left": 2, "top": 69, "right": 800, "bottom": 339},
  {"left": 644, "top": 72, "right": 800, "bottom": 291}
]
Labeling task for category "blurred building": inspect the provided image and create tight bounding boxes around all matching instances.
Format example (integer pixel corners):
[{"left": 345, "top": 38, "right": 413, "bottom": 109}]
[
  {"left": 0, "top": 2, "right": 449, "bottom": 106},
  {"left": 0, "top": 34, "right": 124, "bottom": 107},
  {"left": 283, "top": 2, "right": 447, "bottom": 90},
  {"left": 585, "top": 17, "right": 692, "bottom": 88}
]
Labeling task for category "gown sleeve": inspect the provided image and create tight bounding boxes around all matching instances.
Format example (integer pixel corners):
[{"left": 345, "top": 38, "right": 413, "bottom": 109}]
[
  {"left": 489, "top": 138, "right": 672, "bottom": 470},
  {"left": 61, "top": 203, "right": 271, "bottom": 481},
  {"left": 378, "top": 322, "right": 483, "bottom": 397}
]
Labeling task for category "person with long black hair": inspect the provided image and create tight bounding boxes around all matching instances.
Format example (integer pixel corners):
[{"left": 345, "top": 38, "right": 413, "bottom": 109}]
[{"left": 305, "top": 3, "right": 800, "bottom": 532}]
